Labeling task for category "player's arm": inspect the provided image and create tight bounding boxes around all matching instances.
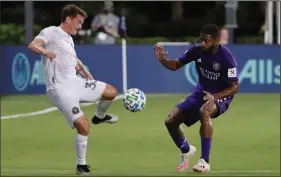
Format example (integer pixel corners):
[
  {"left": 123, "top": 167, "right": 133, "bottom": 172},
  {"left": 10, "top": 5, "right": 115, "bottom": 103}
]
[
  {"left": 28, "top": 28, "right": 56, "bottom": 60},
  {"left": 153, "top": 44, "right": 196, "bottom": 71},
  {"left": 75, "top": 58, "right": 93, "bottom": 80},
  {"left": 153, "top": 44, "right": 185, "bottom": 71},
  {"left": 213, "top": 54, "right": 239, "bottom": 99},
  {"left": 213, "top": 81, "right": 239, "bottom": 99}
]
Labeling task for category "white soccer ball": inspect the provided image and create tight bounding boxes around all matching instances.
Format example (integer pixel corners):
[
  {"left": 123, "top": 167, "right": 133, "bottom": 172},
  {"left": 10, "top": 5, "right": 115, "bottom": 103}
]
[{"left": 123, "top": 88, "right": 147, "bottom": 112}]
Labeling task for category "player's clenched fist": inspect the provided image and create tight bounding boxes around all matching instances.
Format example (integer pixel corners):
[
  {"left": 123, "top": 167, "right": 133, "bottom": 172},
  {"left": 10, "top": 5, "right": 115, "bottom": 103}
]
[
  {"left": 153, "top": 44, "right": 168, "bottom": 61},
  {"left": 43, "top": 51, "right": 56, "bottom": 61}
]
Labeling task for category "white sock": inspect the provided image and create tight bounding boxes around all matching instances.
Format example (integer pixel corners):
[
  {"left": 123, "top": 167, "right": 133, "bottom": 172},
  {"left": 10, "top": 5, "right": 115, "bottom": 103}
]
[
  {"left": 96, "top": 100, "right": 113, "bottom": 119},
  {"left": 75, "top": 134, "right": 88, "bottom": 165}
]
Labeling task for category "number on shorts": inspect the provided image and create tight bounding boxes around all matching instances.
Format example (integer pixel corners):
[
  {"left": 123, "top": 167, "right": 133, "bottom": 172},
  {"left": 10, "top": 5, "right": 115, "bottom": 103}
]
[{"left": 85, "top": 80, "right": 97, "bottom": 90}]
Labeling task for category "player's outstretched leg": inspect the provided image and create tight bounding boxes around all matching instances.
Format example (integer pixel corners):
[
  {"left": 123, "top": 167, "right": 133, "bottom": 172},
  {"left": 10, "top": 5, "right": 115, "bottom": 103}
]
[
  {"left": 73, "top": 115, "right": 91, "bottom": 175},
  {"left": 92, "top": 84, "right": 119, "bottom": 124},
  {"left": 165, "top": 107, "right": 196, "bottom": 172},
  {"left": 192, "top": 101, "right": 218, "bottom": 173}
]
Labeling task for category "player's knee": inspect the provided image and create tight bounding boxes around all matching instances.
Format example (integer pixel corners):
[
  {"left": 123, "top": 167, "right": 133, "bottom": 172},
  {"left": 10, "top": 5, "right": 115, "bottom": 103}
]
[
  {"left": 165, "top": 112, "right": 180, "bottom": 127},
  {"left": 102, "top": 84, "right": 117, "bottom": 100},
  {"left": 74, "top": 116, "right": 90, "bottom": 136},
  {"left": 77, "top": 126, "right": 90, "bottom": 136},
  {"left": 199, "top": 108, "right": 212, "bottom": 125},
  {"left": 199, "top": 108, "right": 209, "bottom": 117}
]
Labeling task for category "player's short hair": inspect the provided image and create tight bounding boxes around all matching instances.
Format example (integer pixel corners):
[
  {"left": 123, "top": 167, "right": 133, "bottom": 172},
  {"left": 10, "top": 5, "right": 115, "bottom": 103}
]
[
  {"left": 200, "top": 24, "right": 220, "bottom": 38},
  {"left": 61, "top": 4, "right": 88, "bottom": 23}
]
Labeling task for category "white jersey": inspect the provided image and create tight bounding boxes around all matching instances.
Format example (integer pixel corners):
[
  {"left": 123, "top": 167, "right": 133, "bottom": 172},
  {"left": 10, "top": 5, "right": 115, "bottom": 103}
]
[{"left": 35, "top": 26, "right": 83, "bottom": 91}]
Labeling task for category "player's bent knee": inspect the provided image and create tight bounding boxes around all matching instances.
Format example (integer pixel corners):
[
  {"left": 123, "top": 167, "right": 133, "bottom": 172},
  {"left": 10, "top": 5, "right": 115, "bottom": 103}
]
[
  {"left": 165, "top": 108, "right": 182, "bottom": 127},
  {"left": 102, "top": 84, "right": 117, "bottom": 100},
  {"left": 73, "top": 115, "right": 90, "bottom": 136}
]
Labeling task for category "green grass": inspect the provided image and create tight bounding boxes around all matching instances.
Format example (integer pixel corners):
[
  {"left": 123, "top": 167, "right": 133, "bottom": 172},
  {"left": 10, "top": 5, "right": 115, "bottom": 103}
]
[{"left": 1, "top": 94, "right": 280, "bottom": 176}]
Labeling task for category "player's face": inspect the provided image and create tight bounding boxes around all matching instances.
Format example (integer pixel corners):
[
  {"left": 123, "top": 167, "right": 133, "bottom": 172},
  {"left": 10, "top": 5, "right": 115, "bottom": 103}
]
[
  {"left": 200, "top": 33, "right": 219, "bottom": 52},
  {"left": 66, "top": 14, "right": 85, "bottom": 35}
]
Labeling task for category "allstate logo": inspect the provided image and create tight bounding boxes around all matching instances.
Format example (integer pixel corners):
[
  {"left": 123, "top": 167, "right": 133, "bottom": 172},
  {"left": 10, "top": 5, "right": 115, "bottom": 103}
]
[
  {"left": 12, "top": 53, "right": 31, "bottom": 92},
  {"left": 184, "top": 62, "right": 199, "bottom": 86}
]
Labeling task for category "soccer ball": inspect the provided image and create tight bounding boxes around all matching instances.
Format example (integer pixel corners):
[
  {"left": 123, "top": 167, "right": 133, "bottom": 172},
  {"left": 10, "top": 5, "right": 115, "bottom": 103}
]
[{"left": 123, "top": 88, "right": 146, "bottom": 112}]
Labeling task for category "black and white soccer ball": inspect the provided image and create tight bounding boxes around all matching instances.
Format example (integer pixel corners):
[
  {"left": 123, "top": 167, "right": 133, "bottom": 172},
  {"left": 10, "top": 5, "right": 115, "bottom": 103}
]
[{"left": 123, "top": 88, "right": 146, "bottom": 112}]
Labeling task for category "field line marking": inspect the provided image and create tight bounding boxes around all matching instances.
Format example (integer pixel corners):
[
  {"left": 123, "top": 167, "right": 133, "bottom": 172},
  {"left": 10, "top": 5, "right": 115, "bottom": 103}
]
[{"left": 1, "top": 95, "right": 123, "bottom": 120}]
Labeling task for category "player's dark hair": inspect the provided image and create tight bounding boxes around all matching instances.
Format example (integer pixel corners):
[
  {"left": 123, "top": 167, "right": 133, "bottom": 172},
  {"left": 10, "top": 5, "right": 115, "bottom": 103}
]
[
  {"left": 61, "top": 4, "right": 88, "bottom": 23},
  {"left": 200, "top": 23, "right": 220, "bottom": 38}
]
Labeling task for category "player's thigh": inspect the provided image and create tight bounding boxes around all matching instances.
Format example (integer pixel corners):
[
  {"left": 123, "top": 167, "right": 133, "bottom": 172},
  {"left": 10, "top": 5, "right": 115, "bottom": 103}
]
[
  {"left": 79, "top": 80, "right": 107, "bottom": 103},
  {"left": 176, "top": 91, "right": 205, "bottom": 127},
  {"left": 47, "top": 89, "right": 84, "bottom": 129}
]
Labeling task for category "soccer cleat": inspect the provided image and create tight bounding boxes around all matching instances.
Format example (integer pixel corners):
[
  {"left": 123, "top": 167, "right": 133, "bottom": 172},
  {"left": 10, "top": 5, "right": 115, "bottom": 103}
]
[
  {"left": 192, "top": 159, "right": 210, "bottom": 173},
  {"left": 76, "top": 164, "right": 91, "bottom": 175},
  {"left": 177, "top": 145, "right": 196, "bottom": 172},
  {"left": 91, "top": 114, "right": 119, "bottom": 124}
]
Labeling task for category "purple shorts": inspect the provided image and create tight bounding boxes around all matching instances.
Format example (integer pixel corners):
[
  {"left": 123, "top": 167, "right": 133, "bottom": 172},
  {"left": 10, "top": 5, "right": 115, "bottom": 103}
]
[{"left": 176, "top": 90, "right": 233, "bottom": 127}]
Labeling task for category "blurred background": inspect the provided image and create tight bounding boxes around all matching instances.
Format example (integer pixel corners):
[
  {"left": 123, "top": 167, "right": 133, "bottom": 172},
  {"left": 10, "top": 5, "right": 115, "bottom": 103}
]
[
  {"left": 0, "top": 1, "right": 280, "bottom": 45},
  {"left": 0, "top": 1, "right": 280, "bottom": 176}
]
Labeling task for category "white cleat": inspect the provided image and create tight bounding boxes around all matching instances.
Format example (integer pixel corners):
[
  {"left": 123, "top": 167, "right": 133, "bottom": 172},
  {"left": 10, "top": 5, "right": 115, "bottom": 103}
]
[
  {"left": 177, "top": 145, "right": 196, "bottom": 172},
  {"left": 192, "top": 159, "right": 210, "bottom": 173}
]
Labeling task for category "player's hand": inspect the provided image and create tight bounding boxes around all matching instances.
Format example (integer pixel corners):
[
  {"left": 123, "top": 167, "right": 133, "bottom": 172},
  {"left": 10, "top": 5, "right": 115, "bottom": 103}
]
[
  {"left": 85, "top": 72, "right": 93, "bottom": 80},
  {"left": 153, "top": 44, "right": 168, "bottom": 61},
  {"left": 203, "top": 91, "right": 215, "bottom": 103},
  {"left": 43, "top": 51, "right": 56, "bottom": 61}
]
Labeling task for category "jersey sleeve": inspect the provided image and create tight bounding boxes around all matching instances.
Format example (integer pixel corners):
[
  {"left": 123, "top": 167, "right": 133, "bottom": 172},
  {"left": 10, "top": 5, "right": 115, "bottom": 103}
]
[
  {"left": 177, "top": 44, "right": 198, "bottom": 64},
  {"left": 34, "top": 27, "right": 54, "bottom": 45},
  {"left": 225, "top": 51, "right": 238, "bottom": 82}
]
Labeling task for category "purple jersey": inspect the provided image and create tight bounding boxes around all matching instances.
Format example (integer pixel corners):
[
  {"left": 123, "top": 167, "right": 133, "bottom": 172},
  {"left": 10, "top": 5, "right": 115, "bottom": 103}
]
[{"left": 178, "top": 44, "right": 238, "bottom": 94}]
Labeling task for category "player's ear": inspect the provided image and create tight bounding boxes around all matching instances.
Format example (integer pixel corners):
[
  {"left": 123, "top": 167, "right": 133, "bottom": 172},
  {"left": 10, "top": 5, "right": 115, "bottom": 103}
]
[
  {"left": 66, "top": 16, "right": 71, "bottom": 24},
  {"left": 214, "top": 37, "right": 220, "bottom": 43}
]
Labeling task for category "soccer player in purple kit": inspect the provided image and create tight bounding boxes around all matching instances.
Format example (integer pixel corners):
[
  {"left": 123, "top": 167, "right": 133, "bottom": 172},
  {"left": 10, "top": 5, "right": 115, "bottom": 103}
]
[{"left": 153, "top": 24, "right": 239, "bottom": 173}]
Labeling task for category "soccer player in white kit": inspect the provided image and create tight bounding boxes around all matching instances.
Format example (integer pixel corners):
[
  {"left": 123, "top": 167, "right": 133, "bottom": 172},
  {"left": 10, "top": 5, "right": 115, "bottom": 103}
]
[{"left": 28, "top": 4, "right": 118, "bottom": 175}]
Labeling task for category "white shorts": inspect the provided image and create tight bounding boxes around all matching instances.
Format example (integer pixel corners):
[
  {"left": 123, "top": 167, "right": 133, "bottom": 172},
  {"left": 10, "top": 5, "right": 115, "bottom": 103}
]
[{"left": 46, "top": 79, "right": 106, "bottom": 128}]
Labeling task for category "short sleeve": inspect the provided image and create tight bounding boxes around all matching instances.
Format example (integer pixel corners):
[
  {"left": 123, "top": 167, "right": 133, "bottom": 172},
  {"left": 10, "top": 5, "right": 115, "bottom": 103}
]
[
  {"left": 225, "top": 50, "right": 238, "bottom": 82},
  {"left": 35, "top": 27, "right": 54, "bottom": 44},
  {"left": 178, "top": 44, "right": 198, "bottom": 65}
]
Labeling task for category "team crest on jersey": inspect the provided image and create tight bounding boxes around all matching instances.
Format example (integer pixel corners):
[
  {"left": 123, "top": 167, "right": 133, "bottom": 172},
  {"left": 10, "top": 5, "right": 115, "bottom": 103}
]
[
  {"left": 72, "top": 107, "right": 80, "bottom": 114},
  {"left": 213, "top": 62, "right": 220, "bottom": 71}
]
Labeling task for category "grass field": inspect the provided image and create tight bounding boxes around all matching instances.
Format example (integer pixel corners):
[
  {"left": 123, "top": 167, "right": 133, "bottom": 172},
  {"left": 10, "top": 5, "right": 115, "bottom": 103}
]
[{"left": 1, "top": 94, "right": 280, "bottom": 176}]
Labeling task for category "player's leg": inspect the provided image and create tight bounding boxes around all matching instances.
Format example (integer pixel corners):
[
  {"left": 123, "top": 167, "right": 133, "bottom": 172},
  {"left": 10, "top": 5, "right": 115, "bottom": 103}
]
[
  {"left": 192, "top": 97, "right": 232, "bottom": 172},
  {"left": 73, "top": 115, "right": 91, "bottom": 175},
  {"left": 166, "top": 92, "right": 204, "bottom": 172},
  {"left": 47, "top": 90, "right": 91, "bottom": 175},
  {"left": 78, "top": 80, "right": 118, "bottom": 124},
  {"left": 192, "top": 101, "right": 217, "bottom": 173},
  {"left": 92, "top": 83, "right": 119, "bottom": 124}
]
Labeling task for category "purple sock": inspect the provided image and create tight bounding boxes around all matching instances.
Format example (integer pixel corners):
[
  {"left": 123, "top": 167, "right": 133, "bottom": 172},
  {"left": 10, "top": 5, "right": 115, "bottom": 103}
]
[
  {"left": 174, "top": 136, "right": 190, "bottom": 153},
  {"left": 200, "top": 137, "right": 212, "bottom": 163}
]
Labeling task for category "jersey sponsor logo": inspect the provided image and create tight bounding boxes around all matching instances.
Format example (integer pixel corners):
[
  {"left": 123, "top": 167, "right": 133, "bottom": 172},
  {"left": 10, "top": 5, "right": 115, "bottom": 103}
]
[
  {"left": 199, "top": 67, "right": 221, "bottom": 80},
  {"left": 12, "top": 53, "right": 31, "bottom": 92},
  {"left": 228, "top": 68, "right": 237, "bottom": 78}
]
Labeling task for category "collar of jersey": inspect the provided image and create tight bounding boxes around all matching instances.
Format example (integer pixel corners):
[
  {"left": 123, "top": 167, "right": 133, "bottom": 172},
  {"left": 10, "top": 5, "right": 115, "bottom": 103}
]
[{"left": 57, "top": 26, "right": 71, "bottom": 38}]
